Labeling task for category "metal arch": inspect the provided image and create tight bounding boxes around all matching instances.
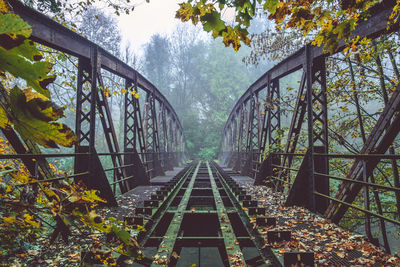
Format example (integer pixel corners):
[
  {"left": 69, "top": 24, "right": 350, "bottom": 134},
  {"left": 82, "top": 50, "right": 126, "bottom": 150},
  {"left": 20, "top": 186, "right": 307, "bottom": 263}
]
[
  {"left": 220, "top": 0, "right": 400, "bottom": 223},
  {"left": 221, "top": 0, "right": 398, "bottom": 139},
  {"left": 221, "top": 0, "right": 398, "bottom": 168},
  {"left": 9, "top": 0, "right": 185, "bottom": 142},
  {"left": 7, "top": 0, "right": 187, "bottom": 203}
]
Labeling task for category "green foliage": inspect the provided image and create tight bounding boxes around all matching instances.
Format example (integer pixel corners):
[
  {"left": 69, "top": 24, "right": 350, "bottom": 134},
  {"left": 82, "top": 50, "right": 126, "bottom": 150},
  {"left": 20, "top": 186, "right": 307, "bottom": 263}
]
[
  {"left": 175, "top": 0, "right": 394, "bottom": 54},
  {"left": 0, "top": 15, "right": 55, "bottom": 97},
  {"left": 6, "top": 86, "right": 78, "bottom": 148},
  {"left": 143, "top": 28, "right": 267, "bottom": 159},
  {"left": 0, "top": 13, "right": 31, "bottom": 44},
  {"left": 24, "top": 0, "right": 62, "bottom": 13},
  {"left": 0, "top": 3, "right": 142, "bottom": 265},
  {"left": 176, "top": 1, "right": 251, "bottom": 51},
  {"left": 0, "top": 1, "right": 76, "bottom": 149},
  {"left": 202, "top": 11, "right": 225, "bottom": 32}
]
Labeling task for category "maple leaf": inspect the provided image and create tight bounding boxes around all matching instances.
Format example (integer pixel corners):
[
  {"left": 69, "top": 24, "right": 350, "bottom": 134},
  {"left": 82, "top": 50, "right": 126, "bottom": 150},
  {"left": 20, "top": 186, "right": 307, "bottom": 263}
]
[
  {"left": 222, "top": 26, "right": 242, "bottom": 51},
  {"left": 176, "top": 3, "right": 197, "bottom": 24},
  {"left": 201, "top": 11, "right": 225, "bottom": 32},
  {"left": 82, "top": 190, "right": 107, "bottom": 203},
  {"left": 264, "top": 0, "right": 279, "bottom": 14},
  {"left": 8, "top": 86, "right": 78, "bottom": 148}
]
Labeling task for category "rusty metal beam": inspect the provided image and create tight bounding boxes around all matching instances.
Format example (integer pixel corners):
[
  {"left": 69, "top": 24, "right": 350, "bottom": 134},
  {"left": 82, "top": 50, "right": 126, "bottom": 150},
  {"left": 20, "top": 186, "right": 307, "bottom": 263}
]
[
  {"left": 9, "top": 0, "right": 184, "bottom": 138},
  {"left": 223, "top": 0, "right": 398, "bottom": 136}
]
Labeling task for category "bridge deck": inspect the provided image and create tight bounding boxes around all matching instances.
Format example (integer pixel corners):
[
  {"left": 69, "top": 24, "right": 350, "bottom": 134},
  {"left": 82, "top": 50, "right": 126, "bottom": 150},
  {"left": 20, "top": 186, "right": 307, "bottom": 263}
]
[
  {"left": 102, "top": 163, "right": 400, "bottom": 266},
  {"left": 242, "top": 181, "right": 398, "bottom": 266},
  {"left": 150, "top": 168, "right": 184, "bottom": 185},
  {"left": 220, "top": 167, "right": 399, "bottom": 265},
  {"left": 101, "top": 168, "right": 183, "bottom": 219}
]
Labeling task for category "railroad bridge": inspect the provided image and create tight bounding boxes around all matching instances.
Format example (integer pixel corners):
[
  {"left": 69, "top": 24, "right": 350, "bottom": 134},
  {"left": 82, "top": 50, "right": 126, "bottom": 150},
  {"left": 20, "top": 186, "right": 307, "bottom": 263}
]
[{"left": 2, "top": 0, "right": 400, "bottom": 266}]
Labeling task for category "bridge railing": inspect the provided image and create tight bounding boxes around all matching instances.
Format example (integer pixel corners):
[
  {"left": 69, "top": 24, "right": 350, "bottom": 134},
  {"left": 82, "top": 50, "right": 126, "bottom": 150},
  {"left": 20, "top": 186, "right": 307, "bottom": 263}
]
[
  {"left": 0, "top": 1, "right": 187, "bottom": 205},
  {"left": 220, "top": 0, "right": 400, "bottom": 253}
]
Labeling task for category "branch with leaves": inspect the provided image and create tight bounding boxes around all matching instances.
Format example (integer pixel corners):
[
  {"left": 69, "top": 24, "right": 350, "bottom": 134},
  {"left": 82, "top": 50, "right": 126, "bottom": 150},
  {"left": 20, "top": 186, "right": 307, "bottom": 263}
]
[{"left": 0, "top": 1, "right": 143, "bottom": 265}]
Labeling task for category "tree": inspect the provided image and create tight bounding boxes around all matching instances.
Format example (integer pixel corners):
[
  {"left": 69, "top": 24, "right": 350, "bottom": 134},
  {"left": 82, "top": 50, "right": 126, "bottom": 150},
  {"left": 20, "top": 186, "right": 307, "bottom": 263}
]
[
  {"left": 143, "top": 34, "right": 172, "bottom": 97},
  {"left": 22, "top": 0, "right": 137, "bottom": 16},
  {"left": 168, "top": 24, "right": 205, "bottom": 114},
  {"left": 78, "top": 6, "right": 122, "bottom": 58}
]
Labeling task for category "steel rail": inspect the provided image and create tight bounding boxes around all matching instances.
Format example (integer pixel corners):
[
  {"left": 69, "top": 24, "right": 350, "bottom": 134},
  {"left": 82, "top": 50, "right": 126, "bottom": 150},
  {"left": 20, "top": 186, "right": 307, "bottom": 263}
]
[
  {"left": 314, "top": 171, "right": 400, "bottom": 192},
  {"left": 137, "top": 164, "right": 195, "bottom": 248},
  {"left": 211, "top": 161, "right": 282, "bottom": 266},
  {"left": 109, "top": 175, "right": 134, "bottom": 186},
  {"left": 314, "top": 153, "right": 400, "bottom": 159},
  {"left": 269, "top": 152, "right": 400, "bottom": 159},
  {"left": 313, "top": 191, "right": 400, "bottom": 226},
  {"left": 16, "top": 171, "right": 89, "bottom": 185},
  {"left": 0, "top": 151, "right": 162, "bottom": 159},
  {"left": 0, "top": 153, "right": 89, "bottom": 159},
  {"left": 151, "top": 162, "right": 200, "bottom": 266},
  {"left": 207, "top": 162, "right": 246, "bottom": 266},
  {"left": 103, "top": 164, "right": 135, "bottom": 172}
]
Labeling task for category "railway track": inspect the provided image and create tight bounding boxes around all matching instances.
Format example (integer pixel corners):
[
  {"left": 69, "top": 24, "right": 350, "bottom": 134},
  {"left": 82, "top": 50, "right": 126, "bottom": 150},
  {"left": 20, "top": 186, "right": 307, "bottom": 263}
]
[{"left": 129, "top": 161, "right": 291, "bottom": 266}]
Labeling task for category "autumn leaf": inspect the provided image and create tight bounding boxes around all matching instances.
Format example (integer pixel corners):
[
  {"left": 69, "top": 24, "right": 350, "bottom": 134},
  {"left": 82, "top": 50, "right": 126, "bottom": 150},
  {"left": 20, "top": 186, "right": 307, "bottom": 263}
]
[
  {"left": 176, "top": 3, "right": 196, "bottom": 24},
  {"left": 82, "top": 190, "right": 107, "bottom": 203},
  {"left": 0, "top": 0, "right": 11, "bottom": 13},
  {"left": 0, "top": 105, "right": 10, "bottom": 128},
  {"left": 23, "top": 213, "right": 40, "bottom": 227},
  {"left": 9, "top": 86, "right": 78, "bottom": 148},
  {"left": 11, "top": 170, "right": 33, "bottom": 184},
  {"left": 75, "top": 210, "right": 111, "bottom": 233},
  {"left": 0, "top": 13, "right": 31, "bottom": 50},
  {"left": 201, "top": 11, "right": 225, "bottom": 32},
  {"left": 222, "top": 26, "right": 241, "bottom": 51},
  {"left": 0, "top": 13, "right": 54, "bottom": 96},
  {"left": 264, "top": 0, "right": 279, "bottom": 14},
  {"left": 2, "top": 216, "right": 16, "bottom": 224},
  {"left": 171, "top": 251, "right": 179, "bottom": 259}
]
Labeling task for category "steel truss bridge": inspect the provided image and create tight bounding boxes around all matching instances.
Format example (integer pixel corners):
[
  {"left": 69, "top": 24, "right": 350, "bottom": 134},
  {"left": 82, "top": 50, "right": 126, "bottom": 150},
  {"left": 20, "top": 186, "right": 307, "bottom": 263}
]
[{"left": 1, "top": 0, "right": 400, "bottom": 266}]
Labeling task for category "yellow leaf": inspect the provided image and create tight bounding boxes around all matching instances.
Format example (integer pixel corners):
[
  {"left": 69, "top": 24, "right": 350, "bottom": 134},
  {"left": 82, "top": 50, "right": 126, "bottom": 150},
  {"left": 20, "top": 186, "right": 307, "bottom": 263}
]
[
  {"left": 23, "top": 214, "right": 40, "bottom": 227},
  {"left": 82, "top": 190, "right": 107, "bottom": 203},
  {"left": 12, "top": 171, "right": 32, "bottom": 184},
  {"left": 176, "top": 3, "right": 196, "bottom": 23},
  {"left": 0, "top": 106, "right": 10, "bottom": 128},
  {"left": 0, "top": 0, "right": 11, "bottom": 13},
  {"left": 2, "top": 216, "right": 16, "bottom": 224},
  {"left": 23, "top": 88, "right": 47, "bottom": 101},
  {"left": 5, "top": 184, "right": 12, "bottom": 193},
  {"left": 9, "top": 86, "right": 78, "bottom": 148},
  {"left": 68, "top": 191, "right": 82, "bottom": 203},
  {"left": 222, "top": 26, "right": 241, "bottom": 51}
]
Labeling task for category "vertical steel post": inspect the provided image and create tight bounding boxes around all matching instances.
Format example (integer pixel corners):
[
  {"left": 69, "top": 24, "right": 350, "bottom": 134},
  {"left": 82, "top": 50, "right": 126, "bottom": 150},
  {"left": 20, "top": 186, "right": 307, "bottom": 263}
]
[
  {"left": 234, "top": 107, "right": 245, "bottom": 171},
  {"left": 143, "top": 91, "right": 165, "bottom": 177},
  {"left": 73, "top": 47, "right": 116, "bottom": 205},
  {"left": 312, "top": 56, "right": 329, "bottom": 213},
  {"left": 305, "top": 44, "right": 316, "bottom": 212},
  {"left": 124, "top": 78, "right": 149, "bottom": 188}
]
